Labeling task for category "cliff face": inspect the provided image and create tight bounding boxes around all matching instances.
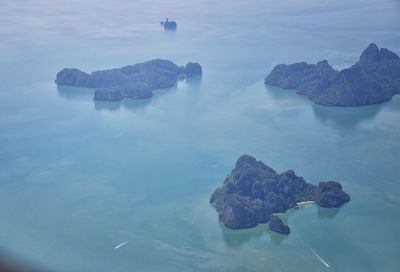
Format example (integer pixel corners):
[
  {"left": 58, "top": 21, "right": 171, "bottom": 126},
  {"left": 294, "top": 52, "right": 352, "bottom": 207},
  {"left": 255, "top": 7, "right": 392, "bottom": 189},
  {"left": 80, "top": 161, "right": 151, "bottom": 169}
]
[
  {"left": 210, "top": 155, "right": 350, "bottom": 231},
  {"left": 265, "top": 43, "right": 400, "bottom": 106},
  {"left": 55, "top": 59, "right": 202, "bottom": 101}
]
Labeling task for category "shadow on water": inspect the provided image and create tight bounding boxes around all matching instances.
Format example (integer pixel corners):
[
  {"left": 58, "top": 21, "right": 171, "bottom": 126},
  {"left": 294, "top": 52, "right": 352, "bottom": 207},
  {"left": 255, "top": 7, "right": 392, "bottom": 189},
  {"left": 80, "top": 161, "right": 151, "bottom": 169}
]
[
  {"left": 57, "top": 85, "right": 94, "bottom": 101},
  {"left": 267, "top": 230, "right": 289, "bottom": 245},
  {"left": 57, "top": 77, "right": 202, "bottom": 112},
  {"left": 317, "top": 205, "right": 344, "bottom": 219},
  {"left": 164, "top": 29, "right": 177, "bottom": 33},
  {"left": 312, "top": 103, "right": 384, "bottom": 129},
  {"left": 219, "top": 222, "right": 265, "bottom": 250},
  {"left": 219, "top": 213, "right": 290, "bottom": 248},
  {"left": 264, "top": 85, "right": 301, "bottom": 101},
  {"left": 220, "top": 203, "right": 346, "bottom": 248},
  {"left": 93, "top": 101, "right": 121, "bottom": 112},
  {"left": 57, "top": 85, "right": 151, "bottom": 112},
  {"left": 93, "top": 99, "right": 151, "bottom": 112},
  {"left": 184, "top": 76, "right": 202, "bottom": 86},
  {"left": 317, "top": 206, "right": 341, "bottom": 219},
  {"left": 264, "top": 84, "right": 388, "bottom": 129},
  {"left": 292, "top": 202, "right": 341, "bottom": 221}
]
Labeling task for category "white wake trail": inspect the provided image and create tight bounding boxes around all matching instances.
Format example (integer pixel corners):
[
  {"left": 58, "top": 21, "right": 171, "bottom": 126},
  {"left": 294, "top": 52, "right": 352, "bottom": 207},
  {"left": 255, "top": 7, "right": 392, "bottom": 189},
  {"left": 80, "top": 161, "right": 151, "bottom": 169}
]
[
  {"left": 296, "top": 235, "right": 330, "bottom": 268},
  {"left": 305, "top": 243, "right": 330, "bottom": 268},
  {"left": 114, "top": 240, "right": 129, "bottom": 249}
]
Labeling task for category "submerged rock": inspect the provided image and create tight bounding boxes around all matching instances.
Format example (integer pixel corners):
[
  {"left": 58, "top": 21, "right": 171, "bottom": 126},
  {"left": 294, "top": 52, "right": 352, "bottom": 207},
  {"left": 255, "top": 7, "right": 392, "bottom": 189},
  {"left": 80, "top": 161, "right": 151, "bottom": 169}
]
[
  {"left": 210, "top": 155, "right": 350, "bottom": 230},
  {"left": 268, "top": 215, "right": 290, "bottom": 234},
  {"left": 265, "top": 43, "right": 400, "bottom": 106},
  {"left": 55, "top": 59, "right": 202, "bottom": 101}
]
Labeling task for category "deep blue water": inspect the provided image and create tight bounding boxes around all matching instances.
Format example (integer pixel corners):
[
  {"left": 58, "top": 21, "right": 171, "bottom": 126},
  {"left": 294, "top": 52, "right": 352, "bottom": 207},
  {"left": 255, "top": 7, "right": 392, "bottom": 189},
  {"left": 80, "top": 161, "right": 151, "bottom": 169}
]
[{"left": 0, "top": 0, "right": 399, "bottom": 271}]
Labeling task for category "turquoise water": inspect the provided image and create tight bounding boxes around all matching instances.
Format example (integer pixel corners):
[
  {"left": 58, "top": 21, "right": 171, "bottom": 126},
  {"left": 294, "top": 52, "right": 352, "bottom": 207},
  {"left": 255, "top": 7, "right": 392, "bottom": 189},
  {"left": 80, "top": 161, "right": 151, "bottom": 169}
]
[{"left": 0, "top": 0, "right": 399, "bottom": 271}]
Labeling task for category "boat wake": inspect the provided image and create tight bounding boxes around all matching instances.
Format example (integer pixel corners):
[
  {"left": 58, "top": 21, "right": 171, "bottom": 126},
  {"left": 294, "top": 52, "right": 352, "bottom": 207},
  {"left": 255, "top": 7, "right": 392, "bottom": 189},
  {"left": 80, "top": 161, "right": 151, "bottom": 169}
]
[
  {"left": 305, "top": 243, "right": 330, "bottom": 268},
  {"left": 296, "top": 235, "right": 330, "bottom": 268},
  {"left": 114, "top": 240, "right": 129, "bottom": 249}
]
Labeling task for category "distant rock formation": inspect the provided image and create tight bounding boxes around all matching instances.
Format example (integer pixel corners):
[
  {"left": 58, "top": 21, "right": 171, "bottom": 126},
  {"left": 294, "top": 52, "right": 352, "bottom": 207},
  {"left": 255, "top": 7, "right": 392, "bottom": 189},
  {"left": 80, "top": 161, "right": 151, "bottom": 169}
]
[
  {"left": 161, "top": 18, "right": 177, "bottom": 30},
  {"left": 265, "top": 43, "right": 400, "bottom": 106},
  {"left": 55, "top": 59, "right": 202, "bottom": 101},
  {"left": 210, "top": 155, "right": 350, "bottom": 232},
  {"left": 268, "top": 215, "right": 290, "bottom": 234},
  {"left": 184, "top": 62, "right": 202, "bottom": 77}
]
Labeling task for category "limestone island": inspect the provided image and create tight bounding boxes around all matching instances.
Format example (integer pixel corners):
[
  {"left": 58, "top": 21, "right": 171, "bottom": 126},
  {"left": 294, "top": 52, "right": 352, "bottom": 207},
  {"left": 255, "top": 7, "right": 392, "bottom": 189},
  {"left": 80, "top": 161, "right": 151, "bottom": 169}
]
[
  {"left": 55, "top": 59, "right": 202, "bottom": 101},
  {"left": 161, "top": 18, "right": 177, "bottom": 30},
  {"left": 265, "top": 43, "right": 400, "bottom": 106},
  {"left": 210, "top": 155, "right": 350, "bottom": 234}
]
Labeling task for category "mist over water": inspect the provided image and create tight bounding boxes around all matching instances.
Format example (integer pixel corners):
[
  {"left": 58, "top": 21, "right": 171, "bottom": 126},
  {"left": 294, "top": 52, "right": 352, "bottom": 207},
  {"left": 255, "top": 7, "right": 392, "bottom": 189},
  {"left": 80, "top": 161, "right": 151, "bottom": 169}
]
[{"left": 0, "top": 0, "right": 399, "bottom": 271}]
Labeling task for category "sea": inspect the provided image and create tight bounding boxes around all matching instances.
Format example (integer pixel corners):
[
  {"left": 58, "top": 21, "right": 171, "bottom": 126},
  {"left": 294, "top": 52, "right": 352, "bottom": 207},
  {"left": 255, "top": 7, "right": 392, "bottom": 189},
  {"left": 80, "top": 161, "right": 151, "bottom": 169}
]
[{"left": 0, "top": 0, "right": 399, "bottom": 271}]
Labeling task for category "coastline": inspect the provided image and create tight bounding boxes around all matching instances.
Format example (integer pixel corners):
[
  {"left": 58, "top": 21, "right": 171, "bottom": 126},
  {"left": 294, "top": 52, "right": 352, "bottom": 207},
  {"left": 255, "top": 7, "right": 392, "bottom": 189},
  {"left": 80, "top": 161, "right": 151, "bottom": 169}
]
[{"left": 296, "top": 201, "right": 315, "bottom": 205}]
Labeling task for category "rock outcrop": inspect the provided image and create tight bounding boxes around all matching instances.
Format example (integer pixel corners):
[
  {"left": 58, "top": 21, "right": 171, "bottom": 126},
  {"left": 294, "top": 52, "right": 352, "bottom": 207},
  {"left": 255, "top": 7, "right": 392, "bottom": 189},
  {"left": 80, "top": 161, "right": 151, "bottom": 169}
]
[
  {"left": 268, "top": 215, "right": 290, "bottom": 234},
  {"left": 265, "top": 43, "right": 400, "bottom": 106},
  {"left": 210, "top": 155, "right": 350, "bottom": 232},
  {"left": 55, "top": 59, "right": 202, "bottom": 101},
  {"left": 161, "top": 18, "right": 177, "bottom": 30},
  {"left": 184, "top": 62, "right": 202, "bottom": 77}
]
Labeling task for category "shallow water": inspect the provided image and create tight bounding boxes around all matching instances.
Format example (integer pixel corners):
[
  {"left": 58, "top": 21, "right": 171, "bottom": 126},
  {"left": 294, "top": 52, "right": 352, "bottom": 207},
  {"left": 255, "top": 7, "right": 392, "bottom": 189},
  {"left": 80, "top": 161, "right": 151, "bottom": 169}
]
[{"left": 0, "top": 0, "right": 399, "bottom": 271}]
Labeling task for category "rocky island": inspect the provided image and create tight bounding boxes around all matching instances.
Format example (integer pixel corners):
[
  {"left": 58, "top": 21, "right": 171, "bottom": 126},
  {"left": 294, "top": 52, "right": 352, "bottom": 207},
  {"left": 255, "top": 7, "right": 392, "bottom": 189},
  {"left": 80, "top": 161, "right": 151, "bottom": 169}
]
[
  {"left": 268, "top": 215, "right": 290, "bottom": 234},
  {"left": 55, "top": 59, "right": 202, "bottom": 101},
  {"left": 210, "top": 155, "right": 350, "bottom": 233},
  {"left": 265, "top": 43, "right": 400, "bottom": 106},
  {"left": 161, "top": 18, "right": 177, "bottom": 30}
]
